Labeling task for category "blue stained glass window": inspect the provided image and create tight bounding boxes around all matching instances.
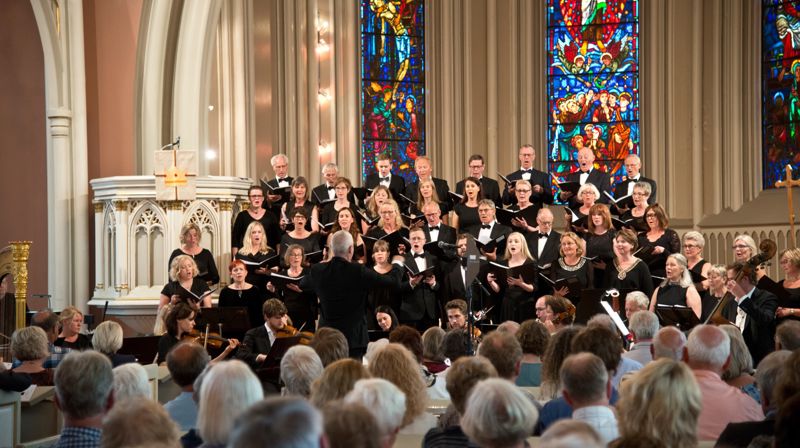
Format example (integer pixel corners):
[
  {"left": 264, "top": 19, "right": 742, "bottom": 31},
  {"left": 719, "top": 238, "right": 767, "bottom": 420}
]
[
  {"left": 360, "top": 0, "right": 425, "bottom": 185},
  {"left": 546, "top": 0, "right": 640, "bottom": 201}
]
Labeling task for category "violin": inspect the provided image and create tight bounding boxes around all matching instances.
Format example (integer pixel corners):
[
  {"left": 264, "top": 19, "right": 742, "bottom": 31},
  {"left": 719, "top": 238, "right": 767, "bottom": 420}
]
[
  {"left": 182, "top": 324, "right": 231, "bottom": 350},
  {"left": 552, "top": 302, "right": 577, "bottom": 325},
  {"left": 274, "top": 324, "right": 314, "bottom": 345}
]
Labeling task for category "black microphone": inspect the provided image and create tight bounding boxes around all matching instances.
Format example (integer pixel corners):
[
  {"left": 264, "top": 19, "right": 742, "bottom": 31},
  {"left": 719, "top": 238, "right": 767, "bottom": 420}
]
[
  {"left": 437, "top": 241, "right": 459, "bottom": 250},
  {"left": 174, "top": 136, "right": 181, "bottom": 147}
]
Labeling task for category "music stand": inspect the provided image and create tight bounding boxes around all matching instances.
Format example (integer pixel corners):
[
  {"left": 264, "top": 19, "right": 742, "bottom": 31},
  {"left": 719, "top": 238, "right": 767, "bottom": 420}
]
[
  {"left": 368, "top": 330, "right": 390, "bottom": 342},
  {"left": 118, "top": 335, "right": 161, "bottom": 365},
  {"left": 656, "top": 304, "right": 701, "bottom": 331},
  {"left": 195, "top": 307, "right": 251, "bottom": 340},
  {"left": 575, "top": 289, "right": 606, "bottom": 325},
  {"left": 463, "top": 235, "right": 481, "bottom": 355}
]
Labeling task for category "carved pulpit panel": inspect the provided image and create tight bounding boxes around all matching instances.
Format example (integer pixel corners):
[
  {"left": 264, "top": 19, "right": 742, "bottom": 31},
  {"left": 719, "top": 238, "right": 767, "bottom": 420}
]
[{"left": 154, "top": 150, "right": 197, "bottom": 201}]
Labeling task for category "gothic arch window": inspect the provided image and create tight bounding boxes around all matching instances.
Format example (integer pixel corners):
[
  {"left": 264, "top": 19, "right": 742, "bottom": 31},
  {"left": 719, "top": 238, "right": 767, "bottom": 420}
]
[
  {"left": 360, "top": 0, "right": 425, "bottom": 183},
  {"left": 546, "top": 0, "right": 640, "bottom": 201},
  {"left": 130, "top": 202, "right": 167, "bottom": 288},
  {"left": 762, "top": 1, "right": 800, "bottom": 188},
  {"left": 103, "top": 205, "right": 116, "bottom": 291}
]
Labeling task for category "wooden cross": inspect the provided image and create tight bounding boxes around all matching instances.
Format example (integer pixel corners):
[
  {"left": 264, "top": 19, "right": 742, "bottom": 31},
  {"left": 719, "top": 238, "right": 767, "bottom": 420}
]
[{"left": 775, "top": 164, "right": 800, "bottom": 247}]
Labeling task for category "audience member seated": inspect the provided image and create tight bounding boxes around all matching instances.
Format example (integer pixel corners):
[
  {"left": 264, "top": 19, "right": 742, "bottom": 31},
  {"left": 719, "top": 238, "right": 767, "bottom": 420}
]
[
  {"left": 92, "top": 321, "right": 136, "bottom": 367},
  {"left": 616, "top": 358, "right": 701, "bottom": 448},
  {"left": 496, "top": 320, "right": 521, "bottom": 335},
  {"left": 651, "top": 326, "right": 686, "bottom": 361},
  {"left": 719, "top": 324, "right": 761, "bottom": 403},
  {"left": 321, "top": 400, "right": 382, "bottom": 448},
  {"left": 560, "top": 353, "right": 619, "bottom": 444},
  {"left": 112, "top": 363, "right": 150, "bottom": 401},
  {"left": 28, "top": 309, "right": 70, "bottom": 368},
  {"left": 774, "top": 350, "right": 800, "bottom": 417},
  {"left": 11, "top": 326, "right": 55, "bottom": 385},
  {"left": 369, "top": 343, "right": 437, "bottom": 434},
  {"left": 423, "top": 356, "right": 497, "bottom": 448},
  {"left": 280, "top": 345, "right": 324, "bottom": 398},
  {"left": 310, "top": 358, "right": 370, "bottom": 407},
  {"left": 623, "top": 310, "right": 659, "bottom": 366},
  {"left": 53, "top": 351, "right": 114, "bottom": 448},
  {"left": 461, "top": 378, "right": 538, "bottom": 448},
  {"left": 227, "top": 397, "right": 325, "bottom": 448},
  {"left": 390, "top": 325, "right": 448, "bottom": 399},
  {"left": 164, "top": 342, "right": 209, "bottom": 433},
  {"left": 0, "top": 363, "right": 32, "bottom": 392},
  {"left": 197, "top": 360, "right": 264, "bottom": 448},
  {"left": 538, "top": 326, "right": 581, "bottom": 401},
  {"left": 421, "top": 326, "right": 447, "bottom": 374},
  {"left": 539, "top": 420, "right": 603, "bottom": 448},
  {"left": 441, "top": 328, "right": 471, "bottom": 363},
  {"left": 346, "top": 378, "right": 407, "bottom": 448},
  {"left": 54, "top": 306, "right": 92, "bottom": 350},
  {"left": 515, "top": 319, "right": 549, "bottom": 387},
  {"left": 716, "top": 350, "right": 792, "bottom": 448},
  {"left": 683, "top": 324, "right": 764, "bottom": 441},
  {"left": 775, "top": 394, "right": 800, "bottom": 448},
  {"left": 309, "top": 327, "right": 349, "bottom": 367},
  {"left": 587, "top": 314, "right": 642, "bottom": 387},
  {"left": 101, "top": 398, "right": 180, "bottom": 448},
  {"left": 775, "top": 320, "right": 800, "bottom": 350},
  {"left": 623, "top": 291, "right": 649, "bottom": 322},
  {"left": 477, "top": 330, "right": 524, "bottom": 384}
]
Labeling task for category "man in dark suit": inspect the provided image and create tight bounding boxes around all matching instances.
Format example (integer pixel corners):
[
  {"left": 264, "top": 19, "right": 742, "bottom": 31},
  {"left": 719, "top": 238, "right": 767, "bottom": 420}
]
[
  {"left": 466, "top": 199, "right": 512, "bottom": 261},
  {"left": 300, "top": 230, "right": 399, "bottom": 358},
  {"left": 726, "top": 262, "right": 778, "bottom": 365},
  {"left": 364, "top": 153, "right": 405, "bottom": 200},
  {"left": 404, "top": 155, "right": 451, "bottom": 210},
  {"left": 237, "top": 299, "right": 290, "bottom": 369},
  {"left": 612, "top": 154, "right": 657, "bottom": 213},
  {"left": 441, "top": 234, "right": 491, "bottom": 313},
  {"left": 560, "top": 148, "right": 613, "bottom": 209},
  {"left": 502, "top": 145, "right": 553, "bottom": 209},
  {"left": 525, "top": 208, "right": 561, "bottom": 266},
  {"left": 421, "top": 202, "right": 456, "bottom": 246},
  {"left": 398, "top": 227, "right": 441, "bottom": 331},
  {"left": 456, "top": 155, "right": 501, "bottom": 205},
  {"left": 310, "top": 162, "right": 340, "bottom": 205},
  {"left": 261, "top": 154, "right": 293, "bottom": 215}
]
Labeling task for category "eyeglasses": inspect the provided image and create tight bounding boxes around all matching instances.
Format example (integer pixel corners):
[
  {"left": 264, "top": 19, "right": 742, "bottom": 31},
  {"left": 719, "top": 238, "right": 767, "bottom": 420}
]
[
  {"left": 632, "top": 192, "right": 646, "bottom": 196},
  {"left": 379, "top": 210, "right": 395, "bottom": 215},
  {"left": 732, "top": 245, "right": 749, "bottom": 250},
  {"left": 516, "top": 189, "right": 531, "bottom": 193},
  {"left": 683, "top": 244, "right": 699, "bottom": 249},
  {"left": 249, "top": 195, "right": 263, "bottom": 198},
  {"left": 645, "top": 213, "right": 656, "bottom": 218}
]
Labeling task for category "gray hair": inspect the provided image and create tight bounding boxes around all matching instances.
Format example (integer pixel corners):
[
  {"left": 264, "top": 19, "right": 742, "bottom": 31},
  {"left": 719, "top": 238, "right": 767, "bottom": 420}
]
[
  {"left": 422, "top": 326, "right": 446, "bottom": 363},
  {"left": 707, "top": 263, "right": 728, "bottom": 279},
  {"left": 682, "top": 231, "right": 705, "bottom": 249},
  {"left": 587, "top": 314, "right": 616, "bottom": 333},
  {"left": 270, "top": 153, "right": 289, "bottom": 166},
  {"left": 540, "top": 420, "right": 603, "bottom": 448},
  {"left": 228, "top": 397, "right": 323, "bottom": 448},
  {"left": 661, "top": 253, "right": 694, "bottom": 288},
  {"left": 633, "top": 181, "right": 651, "bottom": 197},
  {"left": 776, "top": 320, "right": 800, "bottom": 351},
  {"left": 280, "top": 345, "right": 324, "bottom": 398},
  {"left": 461, "top": 378, "right": 538, "bottom": 447},
  {"left": 577, "top": 183, "right": 601, "bottom": 201},
  {"left": 686, "top": 325, "right": 730, "bottom": 370},
  {"left": 55, "top": 351, "right": 114, "bottom": 419},
  {"left": 321, "top": 162, "right": 338, "bottom": 175},
  {"left": 652, "top": 326, "right": 687, "bottom": 361},
  {"left": 92, "top": 321, "right": 124, "bottom": 354},
  {"left": 330, "top": 230, "right": 354, "bottom": 258},
  {"left": 101, "top": 398, "right": 180, "bottom": 448},
  {"left": 11, "top": 326, "right": 49, "bottom": 361},
  {"left": 625, "top": 291, "right": 650, "bottom": 311},
  {"left": 719, "top": 325, "right": 754, "bottom": 380},
  {"left": 198, "top": 360, "right": 265, "bottom": 445},
  {"left": 629, "top": 310, "right": 660, "bottom": 340},
  {"left": 112, "top": 363, "right": 150, "bottom": 401},
  {"left": 560, "top": 353, "right": 608, "bottom": 405},
  {"left": 733, "top": 234, "right": 757, "bottom": 257},
  {"left": 755, "top": 350, "right": 792, "bottom": 409},
  {"left": 345, "top": 378, "right": 406, "bottom": 437}
]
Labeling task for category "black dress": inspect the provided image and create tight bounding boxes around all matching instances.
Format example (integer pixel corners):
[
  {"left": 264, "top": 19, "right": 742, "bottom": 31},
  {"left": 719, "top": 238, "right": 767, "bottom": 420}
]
[
  {"left": 54, "top": 333, "right": 92, "bottom": 351},
  {"left": 366, "top": 265, "right": 404, "bottom": 329},
  {"left": 274, "top": 267, "right": 318, "bottom": 332},
  {"left": 284, "top": 201, "right": 316, "bottom": 231},
  {"left": 453, "top": 203, "right": 480, "bottom": 232},
  {"left": 157, "top": 333, "right": 180, "bottom": 364},
  {"left": 637, "top": 229, "right": 681, "bottom": 278},
  {"left": 279, "top": 232, "right": 322, "bottom": 259},
  {"left": 619, "top": 210, "right": 648, "bottom": 232},
  {"left": 777, "top": 280, "right": 800, "bottom": 323},
  {"left": 160, "top": 278, "right": 211, "bottom": 307},
  {"left": 700, "top": 290, "right": 728, "bottom": 322},
  {"left": 585, "top": 230, "right": 616, "bottom": 288},
  {"left": 550, "top": 257, "right": 594, "bottom": 307},
  {"left": 168, "top": 248, "right": 220, "bottom": 284},
  {"left": 320, "top": 202, "right": 360, "bottom": 227},
  {"left": 654, "top": 283, "right": 689, "bottom": 307},
  {"left": 689, "top": 259, "right": 708, "bottom": 291},
  {"left": 499, "top": 260, "right": 539, "bottom": 323},
  {"left": 218, "top": 285, "right": 266, "bottom": 330},
  {"left": 603, "top": 258, "right": 655, "bottom": 297},
  {"left": 231, "top": 209, "right": 281, "bottom": 251},
  {"left": 234, "top": 251, "right": 276, "bottom": 292}
]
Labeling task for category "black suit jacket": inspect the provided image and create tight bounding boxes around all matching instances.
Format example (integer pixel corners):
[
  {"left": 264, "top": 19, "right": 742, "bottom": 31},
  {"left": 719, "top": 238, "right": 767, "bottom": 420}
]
[
  {"left": 405, "top": 177, "right": 452, "bottom": 209},
  {"left": 566, "top": 169, "right": 613, "bottom": 208},
  {"left": 441, "top": 259, "right": 491, "bottom": 311},
  {"left": 399, "top": 252, "right": 441, "bottom": 322},
  {"left": 300, "top": 257, "right": 399, "bottom": 353},
  {"left": 261, "top": 176, "right": 294, "bottom": 214},
  {"left": 456, "top": 177, "right": 502, "bottom": 205},
  {"left": 737, "top": 288, "right": 778, "bottom": 365},
  {"left": 614, "top": 176, "right": 657, "bottom": 205},
  {"left": 365, "top": 173, "right": 406, "bottom": 200},
  {"left": 237, "top": 325, "right": 271, "bottom": 368},
  {"left": 502, "top": 168, "right": 553, "bottom": 208},
  {"left": 716, "top": 417, "right": 775, "bottom": 448},
  {"left": 466, "top": 222, "right": 512, "bottom": 256},
  {"left": 526, "top": 230, "right": 562, "bottom": 266},
  {"left": 424, "top": 223, "right": 457, "bottom": 245}
]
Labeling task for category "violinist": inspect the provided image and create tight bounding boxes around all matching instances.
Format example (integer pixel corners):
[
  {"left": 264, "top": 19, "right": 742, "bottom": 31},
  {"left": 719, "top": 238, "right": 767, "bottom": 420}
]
[
  {"left": 445, "top": 299, "right": 481, "bottom": 341},
  {"left": 237, "top": 299, "right": 292, "bottom": 369},
  {"left": 725, "top": 262, "right": 778, "bottom": 365},
  {"left": 541, "top": 295, "right": 576, "bottom": 334},
  {"left": 157, "top": 302, "right": 240, "bottom": 365}
]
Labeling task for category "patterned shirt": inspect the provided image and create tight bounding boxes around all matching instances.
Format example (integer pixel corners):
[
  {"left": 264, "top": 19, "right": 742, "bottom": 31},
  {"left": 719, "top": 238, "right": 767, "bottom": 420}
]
[
  {"left": 11, "top": 343, "right": 70, "bottom": 369},
  {"left": 54, "top": 426, "right": 102, "bottom": 448}
]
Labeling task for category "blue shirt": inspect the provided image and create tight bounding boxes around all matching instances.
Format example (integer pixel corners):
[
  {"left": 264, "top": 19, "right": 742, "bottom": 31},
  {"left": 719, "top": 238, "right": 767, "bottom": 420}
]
[
  {"left": 54, "top": 426, "right": 102, "bottom": 448},
  {"left": 164, "top": 391, "right": 198, "bottom": 432},
  {"left": 535, "top": 387, "right": 620, "bottom": 434}
]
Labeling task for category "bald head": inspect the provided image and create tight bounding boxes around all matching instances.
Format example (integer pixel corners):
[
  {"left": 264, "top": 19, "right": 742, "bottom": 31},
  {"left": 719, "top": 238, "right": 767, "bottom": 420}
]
[
  {"left": 652, "top": 327, "right": 686, "bottom": 361},
  {"left": 31, "top": 309, "right": 59, "bottom": 342},
  {"left": 684, "top": 325, "right": 730, "bottom": 373}
]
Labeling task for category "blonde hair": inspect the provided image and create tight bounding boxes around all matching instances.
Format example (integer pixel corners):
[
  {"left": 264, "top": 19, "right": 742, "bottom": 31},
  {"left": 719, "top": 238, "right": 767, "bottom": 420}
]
[
  {"left": 366, "top": 185, "right": 393, "bottom": 217},
  {"left": 101, "top": 398, "right": 180, "bottom": 448},
  {"left": 617, "top": 358, "right": 701, "bottom": 447},
  {"left": 169, "top": 254, "right": 200, "bottom": 282},
  {"left": 377, "top": 199, "right": 405, "bottom": 229},
  {"left": 559, "top": 232, "right": 585, "bottom": 257},
  {"left": 503, "top": 232, "right": 534, "bottom": 261},
  {"left": 179, "top": 222, "right": 202, "bottom": 245},
  {"left": 310, "top": 358, "right": 371, "bottom": 408},
  {"left": 368, "top": 343, "right": 428, "bottom": 427},
  {"left": 92, "top": 321, "right": 124, "bottom": 354},
  {"left": 198, "top": 360, "right": 264, "bottom": 445},
  {"left": 58, "top": 306, "right": 84, "bottom": 329},
  {"left": 239, "top": 221, "right": 270, "bottom": 255},
  {"left": 416, "top": 178, "right": 442, "bottom": 210}
]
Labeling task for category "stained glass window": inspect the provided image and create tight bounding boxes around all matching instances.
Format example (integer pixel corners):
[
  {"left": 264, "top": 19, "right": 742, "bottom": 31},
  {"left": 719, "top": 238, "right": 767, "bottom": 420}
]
[
  {"left": 360, "top": 0, "right": 425, "bottom": 184},
  {"left": 546, "top": 0, "right": 639, "bottom": 201},
  {"left": 763, "top": 1, "right": 800, "bottom": 189}
]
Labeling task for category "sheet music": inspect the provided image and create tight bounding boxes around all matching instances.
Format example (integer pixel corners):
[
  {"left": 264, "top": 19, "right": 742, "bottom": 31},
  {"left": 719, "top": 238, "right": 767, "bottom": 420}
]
[{"left": 600, "top": 301, "right": 630, "bottom": 337}]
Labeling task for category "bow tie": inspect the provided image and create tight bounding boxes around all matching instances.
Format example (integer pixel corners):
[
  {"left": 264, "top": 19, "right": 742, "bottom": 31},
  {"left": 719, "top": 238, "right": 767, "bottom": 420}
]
[
  {"left": 380, "top": 176, "right": 389, "bottom": 182},
  {"left": 327, "top": 186, "right": 335, "bottom": 191},
  {"left": 522, "top": 169, "right": 532, "bottom": 174},
  {"left": 429, "top": 225, "right": 439, "bottom": 231},
  {"left": 539, "top": 233, "right": 549, "bottom": 239},
  {"left": 413, "top": 253, "right": 425, "bottom": 259},
  {"left": 277, "top": 178, "right": 286, "bottom": 183},
  {"left": 481, "top": 224, "right": 492, "bottom": 230}
]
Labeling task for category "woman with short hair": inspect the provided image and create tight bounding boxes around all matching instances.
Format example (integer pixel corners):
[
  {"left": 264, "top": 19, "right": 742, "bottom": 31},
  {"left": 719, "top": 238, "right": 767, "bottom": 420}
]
[
  {"left": 279, "top": 207, "right": 321, "bottom": 258},
  {"left": 92, "top": 321, "right": 136, "bottom": 367},
  {"left": 682, "top": 231, "right": 711, "bottom": 292},
  {"left": 218, "top": 259, "right": 264, "bottom": 330},
  {"left": 638, "top": 203, "right": 680, "bottom": 278},
  {"left": 11, "top": 326, "right": 54, "bottom": 385},
  {"left": 197, "top": 360, "right": 264, "bottom": 447}
]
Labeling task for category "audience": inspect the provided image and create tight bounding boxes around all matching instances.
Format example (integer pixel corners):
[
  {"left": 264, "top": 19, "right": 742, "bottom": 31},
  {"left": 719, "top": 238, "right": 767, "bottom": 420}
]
[
  {"left": 461, "top": 378, "right": 538, "bottom": 448},
  {"left": 310, "top": 358, "right": 370, "bottom": 407},
  {"left": 496, "top": 320, "right": 521, "bottom": 335},
  {"left": 560, "top": 353, "right": 618, "bottom": 444},
  {"left": 28, "top": 309, "right": 71, "bottom": 368},
  {"left": 111, "top": 363, "right": 150, "bottom": 401},
  {"left": 441, "top": 328, "right": 471, "bottom": 362},
  {"left": 390, "top": 325, "right": 448, "bottom": 399},
  {"left": 539, "top": 326, "right": 581, "bottom": 400},
  {"left": 651, "top": 326, "right": 686, "bottom": 361},
  {"left": 281, "top": 345, "right": 324, "bottom": 398},
  {"left": 53, "top": 351, "right": 114, "bottom": 448},
  {"left": 616, "top": 358, "right": 701, "bottom": 448},
  {"left": 623, "top": 291, "right": 649, "bottom": 321},
  {"left": 477, "top": 330, "right": 523, "bottom": 382},
  {"left": 515, "top": 319, "right": 550, "bottom": 387},
  {"left": 775, "top": 394, "right": 800, "bottom": 448},
  {"left": 92, "top": 321, "right": 136, "bottom": 367},
  {"left": 309, "top": 327, "right": 349, "bottom": 367},
  {"left": 164, "top": 341, "right": 210, "bottom": 433},
  {"left": 101, "top": 398, "right": 180, "bottom": 448},
  {"left": 775, "top": 320, "right": 800, "bottom": 350},
  {"left": 719, "top": 324, "right": 760, "bottom": 403},
  {"left": 197, "top": 360, "right": 264, "bottom": 447},
  {"left": 683, "top": 324, "right": 763, "bottom": 440},
  {"left": 587, "top": 314, "right": 642, "bottom": 387},
  {"left": 227, "top": 397, "right": 325, "bottom": 448},
  {"left": 421, "top": 326, "right": 447, "bottom": 373},
  {"left": 321, "top": 400, "right": 382, "bottom": 448},
  {"left": 539, "top": 420, "right": 603, "bottom": 448},
  {"left": 346, "top": 378, "right": 407, "bottom": 448},
  {"left": 623, "top": 310, "right": 659, "bottom": 365},
  {"left": 10, "top": 326, "right": 54, "bottom": 385}
]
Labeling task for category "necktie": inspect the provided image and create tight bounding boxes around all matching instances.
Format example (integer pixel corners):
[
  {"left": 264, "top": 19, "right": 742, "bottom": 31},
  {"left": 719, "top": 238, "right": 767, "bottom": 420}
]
[{"left": 481, "top": 224, "right": 491, "bottom": 230}]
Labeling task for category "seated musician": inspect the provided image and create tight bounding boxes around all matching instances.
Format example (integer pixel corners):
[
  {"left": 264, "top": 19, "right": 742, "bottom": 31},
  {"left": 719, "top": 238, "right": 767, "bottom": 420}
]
[
  {"left": 445, "top": 299, "right": 481, "bottom": 340},
  {"left": 158, "top": 302, "right": 239, "bottom": 365},
  {"left": 237, "top": 298, "right": 291, "bottom": 369}
]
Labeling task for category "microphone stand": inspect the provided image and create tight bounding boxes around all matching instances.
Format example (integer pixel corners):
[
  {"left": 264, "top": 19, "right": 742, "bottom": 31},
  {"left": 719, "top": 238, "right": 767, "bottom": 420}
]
[{"left": 465, "top": 266, "right": 476, "bottom": 356}]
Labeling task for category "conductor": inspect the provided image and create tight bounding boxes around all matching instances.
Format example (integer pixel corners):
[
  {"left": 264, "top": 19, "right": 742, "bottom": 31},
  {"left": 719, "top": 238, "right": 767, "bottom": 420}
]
[{"left": 300, "top": 230, "right": 400, "bottom": 358}]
